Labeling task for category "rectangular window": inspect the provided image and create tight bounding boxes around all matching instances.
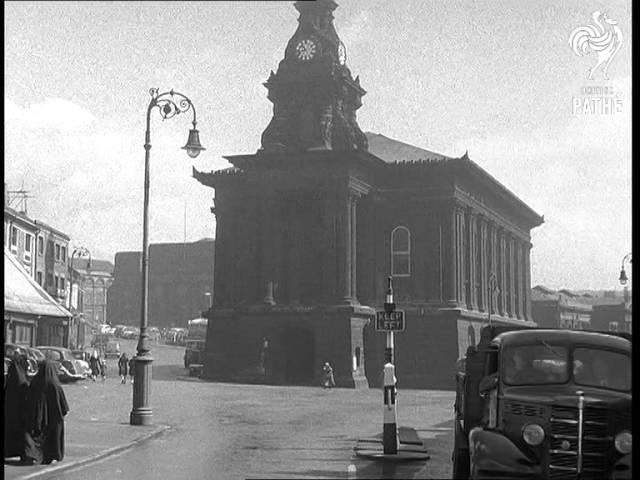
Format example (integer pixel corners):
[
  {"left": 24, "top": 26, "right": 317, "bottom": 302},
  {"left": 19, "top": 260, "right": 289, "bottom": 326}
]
[
  {"left": 61, "top": 246, "right": 67, "bottom": 263},
  {"left": 60, "top": 277, "right": 66, "bottom": 290},
  {"left": 55, "top": 244, "right": 61, "bottom": 261},
  {"left": 37, "top": 271, "right": 43, "bottom": 285},
  {"left": 11, "top": 226, "right": 18, "bottom": 248},
  {"left": 55, "top": 276, "right": 59, "bottom": 290},
  {"left": 25, "top": 234, "right": 32, "bottom": 252},
  {"left": 38, "top": 236, "right": 44, "bottom": 255}
]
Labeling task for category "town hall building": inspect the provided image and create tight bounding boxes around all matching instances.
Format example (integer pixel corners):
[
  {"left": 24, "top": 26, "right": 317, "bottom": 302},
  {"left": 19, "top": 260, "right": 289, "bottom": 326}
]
[{"left": 193, "top": 0, "right": 543, "bottom": 389}]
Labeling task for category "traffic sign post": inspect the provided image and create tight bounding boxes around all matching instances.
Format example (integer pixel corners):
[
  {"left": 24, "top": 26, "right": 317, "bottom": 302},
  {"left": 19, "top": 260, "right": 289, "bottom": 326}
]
[{"left": 379, "top": 276, "right": 403, "bottom": 454}]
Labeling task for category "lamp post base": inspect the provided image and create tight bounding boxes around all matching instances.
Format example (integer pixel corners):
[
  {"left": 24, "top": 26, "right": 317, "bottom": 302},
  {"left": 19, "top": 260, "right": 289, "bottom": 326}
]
[{"left": 130, "top": 354, "right": 153, "bottom": 425}]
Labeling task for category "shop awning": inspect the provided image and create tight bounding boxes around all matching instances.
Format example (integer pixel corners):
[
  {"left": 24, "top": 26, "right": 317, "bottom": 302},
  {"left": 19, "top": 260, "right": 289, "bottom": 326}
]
[{"left": 4, "top": 247, "right": 72, "bottom": 318}]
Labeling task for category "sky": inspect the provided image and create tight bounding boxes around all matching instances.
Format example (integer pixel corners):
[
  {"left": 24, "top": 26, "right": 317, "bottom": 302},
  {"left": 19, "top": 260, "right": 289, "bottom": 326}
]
[{"left": 4, "top": 0, "right": 632, "bottom": 291}]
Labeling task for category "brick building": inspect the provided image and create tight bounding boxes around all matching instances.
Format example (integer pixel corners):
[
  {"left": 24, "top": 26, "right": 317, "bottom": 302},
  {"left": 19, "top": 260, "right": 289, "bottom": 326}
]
[
  {"left": 107, "top": 239, "right": 214, "bottom": 328},
  {"left": 193, "top": 0, "right": 543, "bottom": 389}
]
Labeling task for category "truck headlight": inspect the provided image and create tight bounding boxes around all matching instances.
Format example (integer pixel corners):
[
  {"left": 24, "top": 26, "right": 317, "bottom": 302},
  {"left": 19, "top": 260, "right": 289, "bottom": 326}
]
[
  {"left": 614, "top": 431, "right": 632, "bottom": 454},
  {"left": 522, "top": 424, "right": 545, "bottom": 446}
]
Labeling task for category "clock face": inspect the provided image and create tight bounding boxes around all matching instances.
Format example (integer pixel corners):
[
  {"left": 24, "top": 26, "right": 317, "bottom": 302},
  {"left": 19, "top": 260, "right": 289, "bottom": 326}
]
[
  {"left": 295, "top": 38, "right": 317, "bottom": 61},
  {"left": 338, "top": 42, "right": 347, "bottom": 65}
]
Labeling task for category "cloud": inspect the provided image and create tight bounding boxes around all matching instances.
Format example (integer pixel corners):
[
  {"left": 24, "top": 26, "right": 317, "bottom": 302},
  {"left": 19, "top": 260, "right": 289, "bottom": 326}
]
[{"left": 5, "top": 97, "right": 95, "bottom": 132}]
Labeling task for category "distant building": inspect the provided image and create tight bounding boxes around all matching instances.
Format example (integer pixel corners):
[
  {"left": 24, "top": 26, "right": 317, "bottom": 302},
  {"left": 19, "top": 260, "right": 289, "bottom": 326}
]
[
  {"left": 4, "top": 207, "right": 71, "bottom": 306},
  {"left": 4, "top": 206, "right": 39, "bottom": 278},
  {"left": 5, "top": 247, "right": 72, "bottom": 347},
  {"left": 531, "top": 285, "right": 592, "bottom": 329},
  {"left": 591, "top": 296, "right": 632, "bottom": 334},
  {"left": 107, "top": 239, "right": 214, "bottom": 328},
  {"left": 69, "top": 257, "right": 114, "bottom": 348}
]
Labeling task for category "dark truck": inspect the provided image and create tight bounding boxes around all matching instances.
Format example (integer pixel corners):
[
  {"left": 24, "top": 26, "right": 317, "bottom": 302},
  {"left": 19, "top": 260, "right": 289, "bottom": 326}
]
[{"left": 452, "top": 325, "right": 631, "bottom": 479}]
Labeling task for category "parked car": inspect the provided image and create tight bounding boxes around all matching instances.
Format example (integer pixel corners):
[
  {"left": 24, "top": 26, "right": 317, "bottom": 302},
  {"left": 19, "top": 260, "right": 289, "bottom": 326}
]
[
  {"left": 113, "top": 325, "right": 127, "bottom": 338},
  {"left": 71, "top": 350, "right": 92, "bottom": 377},
  {"left": 104, "top": 340, "right": 121, "bottom": 359},
  {"left": 36, "top": 346, "right": 86, "bottom": 382},
  {"left": 4, "top": 343, "right": 38, "bottom": 376},
  {"left": 122, "top": 327, "right": 139, "bottom": 340}
]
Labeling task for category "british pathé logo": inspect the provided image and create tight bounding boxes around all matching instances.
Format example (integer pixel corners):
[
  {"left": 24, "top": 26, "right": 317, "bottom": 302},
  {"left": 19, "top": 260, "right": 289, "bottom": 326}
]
[{"left": 569, "top": 11, "right": 623, "bottom": 80}]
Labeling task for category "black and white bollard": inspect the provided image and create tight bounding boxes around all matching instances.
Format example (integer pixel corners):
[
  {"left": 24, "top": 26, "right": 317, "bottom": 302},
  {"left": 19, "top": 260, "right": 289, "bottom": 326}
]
[{"left": 383, "top": 361, "right": 398, "bottom": 454}]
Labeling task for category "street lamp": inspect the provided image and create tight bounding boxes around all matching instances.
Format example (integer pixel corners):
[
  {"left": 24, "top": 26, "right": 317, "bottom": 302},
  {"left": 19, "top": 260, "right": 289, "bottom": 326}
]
[
  {"left": 487, "top": 271, "right": 499, "bottom": 327},
  {"left": 131, "top": 88, "right": 205, "bottom": 426},
  {"left": 204, "top": 291, "right": 212, "bottom": 310},
  {"left": 619, "top": 253, "right": 632, "bottom": 286},
  {"left": 68, "top": 247, "right": 91, "bottom": 349}
]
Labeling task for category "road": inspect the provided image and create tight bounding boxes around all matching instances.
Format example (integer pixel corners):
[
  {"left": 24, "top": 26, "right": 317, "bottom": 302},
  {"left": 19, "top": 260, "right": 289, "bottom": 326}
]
[{"left": 29, "top": 340, "right": 456, "bottom": 479}]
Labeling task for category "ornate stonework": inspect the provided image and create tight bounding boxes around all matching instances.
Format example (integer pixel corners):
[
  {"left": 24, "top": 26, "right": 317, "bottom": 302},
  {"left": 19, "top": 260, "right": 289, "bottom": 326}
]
[{"left": 260, "top": 0, "right": 368, "bottom": 152}]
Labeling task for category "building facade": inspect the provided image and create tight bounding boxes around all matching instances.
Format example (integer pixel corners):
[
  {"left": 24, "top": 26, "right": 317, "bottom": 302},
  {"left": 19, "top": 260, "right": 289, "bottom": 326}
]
[
  {"left": 531, "top": 285, "right": 592, "bottom": 329},
  {"left": 107, "top": 239, "right": 215, "bottom": 328},
  {"left": 33, "top": 220, "right": 71, "bottom": 306},
  {"left": 4, "top": 206, "right": 39, "bottom": 278},
  {"left": 193, "top": 0, "right": 543, "bottom": 389}
]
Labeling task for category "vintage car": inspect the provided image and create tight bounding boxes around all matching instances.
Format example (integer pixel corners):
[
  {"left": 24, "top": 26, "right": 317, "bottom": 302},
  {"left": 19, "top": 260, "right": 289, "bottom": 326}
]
[
  {"left": 452, "top": 326, "right": 631, "bottom": 480},
  {"left": 37, "top": 346, "right": 86, "bottom": 382},
  {"left": 71, "top": 349, "right": 92, "bottom": 377},
  {"left": 104, "top": 340, "right": 121, "bottom": 359}
]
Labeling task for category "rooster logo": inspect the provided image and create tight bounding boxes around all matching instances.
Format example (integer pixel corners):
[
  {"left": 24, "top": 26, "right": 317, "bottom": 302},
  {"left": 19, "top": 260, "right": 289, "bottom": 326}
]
[{"left": 569, "top": 11, "right": 623, "bottom": 80}]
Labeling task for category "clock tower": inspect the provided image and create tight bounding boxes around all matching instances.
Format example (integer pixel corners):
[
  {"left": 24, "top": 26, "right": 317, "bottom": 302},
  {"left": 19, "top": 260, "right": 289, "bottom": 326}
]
[{"left": 261, "top": 0, "right": 368, "bottom": 152}]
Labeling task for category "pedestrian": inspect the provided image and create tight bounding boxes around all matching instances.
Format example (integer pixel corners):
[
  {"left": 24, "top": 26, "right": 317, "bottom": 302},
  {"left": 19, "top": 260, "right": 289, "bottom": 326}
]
[
  {"left": 89, "top": 350, "right": 100, "bottom": 382},
  {"left": 23, "top": 359, "right": 69, "bottom": 465},
  {"left": 118, "top": 353, "right": 128, "bottom": 384},
  {"left": 128, "top": 356, "right": 135, "bottom": 384},
  {"left": 99, "top": 354, "right": 107, "bottom": 381},
  {"left": 322, "top": 362, "right": 335, "bottom": 389},
  {"left": 4, "top": 353, "right": 31, "bottom": 461}
]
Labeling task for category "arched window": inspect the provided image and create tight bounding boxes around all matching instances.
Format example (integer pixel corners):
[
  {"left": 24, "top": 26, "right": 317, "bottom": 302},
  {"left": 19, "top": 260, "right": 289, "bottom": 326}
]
[{"left": 391, "top": 226, "right": 411, "bottom": 276}]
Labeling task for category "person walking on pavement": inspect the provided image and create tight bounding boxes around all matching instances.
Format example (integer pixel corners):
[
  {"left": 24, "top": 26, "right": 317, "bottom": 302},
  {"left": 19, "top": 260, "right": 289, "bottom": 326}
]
[
  {"left": 128, "top": 356, "right": 135, "bottom": 384},
  {"left": 118, "top": 353, "right": 128, "bottom": 384},
  {"left": 99, "top": 353, "right": 107, "bottom": 381},
  {"left": 322, "top": 362, "right": 335, "bottom": 389},
  {"left": 24, "top": 359, "right": 69, "bottom": 465},
  {"left": 89, "top": 350, "right": 100, "bottom": 382},
  {"left": 4, "top": 353, "right": 31, "bottom": 462}
]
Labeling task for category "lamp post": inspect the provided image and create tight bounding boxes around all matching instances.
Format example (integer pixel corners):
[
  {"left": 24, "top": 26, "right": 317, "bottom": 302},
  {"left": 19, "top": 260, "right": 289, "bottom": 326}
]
[
  {"left": 487, "top": 271, "right": 499, "bottom": 327},
  {"left": 204, "top": 291, "right": 212, "bottom": 310},
  {"left": 130, "top": 88, "right": 205, "bottom": 426},
  {"left": 619, "top": 253, "right": 632, "bottom": 286},
  {"left": 68, "top": 247, "right": 91, "bottom": 349},
  {"left": 618, "top": 253, "right": 631, "bottom": 305}
]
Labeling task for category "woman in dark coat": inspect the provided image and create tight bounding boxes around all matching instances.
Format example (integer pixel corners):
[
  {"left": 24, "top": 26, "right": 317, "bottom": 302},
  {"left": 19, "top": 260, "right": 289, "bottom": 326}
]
[
  {"left": 118, "top": 353, "right": 128, "bottom": 384},
  {"left": 89, "top": 350, "right": 100, "bottom": 382},
  {"left": 4, "top": 353, "right": 31, "bottom": 460},
  {"left": 24, "top": 359, "right": 69, "bottom": 465}
]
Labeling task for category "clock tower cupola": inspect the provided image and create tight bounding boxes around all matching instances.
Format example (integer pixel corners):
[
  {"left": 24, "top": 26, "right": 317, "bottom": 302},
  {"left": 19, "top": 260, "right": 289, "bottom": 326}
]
[{"left": 260, "top": 0, "right": 368, "bottom": 152}]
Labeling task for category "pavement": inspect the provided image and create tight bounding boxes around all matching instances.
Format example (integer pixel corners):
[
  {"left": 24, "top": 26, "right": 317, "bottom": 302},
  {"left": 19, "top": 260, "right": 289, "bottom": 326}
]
[{"left": 4, "top": 417, "right": 169, "bottom": 480}]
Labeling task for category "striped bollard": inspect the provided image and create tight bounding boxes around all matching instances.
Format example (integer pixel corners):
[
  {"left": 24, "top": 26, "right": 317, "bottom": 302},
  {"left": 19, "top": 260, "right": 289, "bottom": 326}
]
[{"left": 383, "top": 362, "right": 398, "bottom": 454}]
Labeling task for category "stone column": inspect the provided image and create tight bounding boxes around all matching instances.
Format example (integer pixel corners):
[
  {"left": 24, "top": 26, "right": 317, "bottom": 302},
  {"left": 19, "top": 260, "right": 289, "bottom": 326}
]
[
  {"left": 455, "top": 205, "right": 466, "bottom": 306},
  {"left": 350, "top": 195, "right": 359, "bottom": 304},
  {"left": 478, "top": 216, "right": 488, "bottom": 312},
  {"left": 508, "top": 235, "right": 516, "bottom": 318},
  {"left": 498, "top": 228, "right": 507, "bottom": 315},
  {"left": 442, "top": 204, "right": 457, "bottom": 306},
  {"left": 515, "top": 240, "right": 524, "bottom": 319},
  {"left": 466, "top": 209, "right": 477, "bottom": 311},
  {"left": 489, "top": 222, "right": 498, "bottom": 315},
  {"left": 337, "top": 189, "right": 353, "bottom": 304},
  {"left": 523, "top": 241, "right": 533, "bottom": 321},
  {"left": 262, "top": 192, "right": 275, "bottom": 305}
]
